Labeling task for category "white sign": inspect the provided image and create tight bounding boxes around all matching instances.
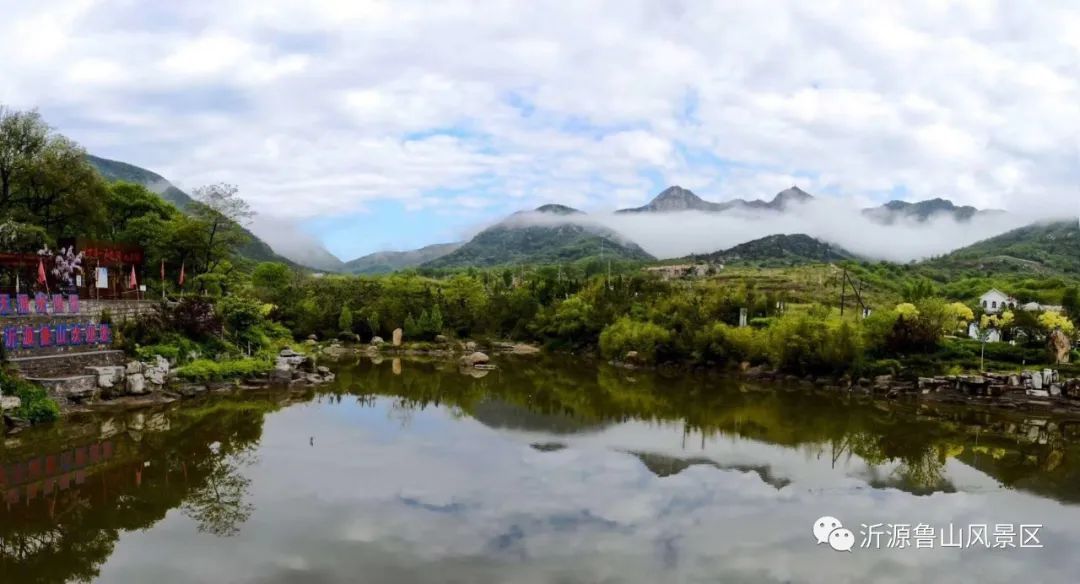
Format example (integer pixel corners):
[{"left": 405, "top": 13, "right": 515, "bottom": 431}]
[{"left": 96, "top": 267, "right": 109, "bottom": 289}]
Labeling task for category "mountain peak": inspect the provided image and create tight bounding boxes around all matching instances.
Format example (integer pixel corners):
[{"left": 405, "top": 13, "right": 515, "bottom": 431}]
[
  {"left": 617, "top": 185, "right": 726, "bottom": 213},
  {"left": 769, "top": 186, "right": 814, "bottom": 209},
  {"left": 653, "top": 185, "right": 703, "bottom": 203},
  {"left": 534, "top": 203, "right": 584, "bottom": 215}
]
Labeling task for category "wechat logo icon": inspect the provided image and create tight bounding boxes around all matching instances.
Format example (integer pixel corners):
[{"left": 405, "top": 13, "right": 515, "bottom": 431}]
[{"left": 813, "top": 516, "right": 854, "bottom": 552}]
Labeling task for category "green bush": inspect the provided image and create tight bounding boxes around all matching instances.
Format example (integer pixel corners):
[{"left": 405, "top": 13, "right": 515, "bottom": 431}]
[
  {"left": 694, "top": 322, "right": 764, "bottom": 364},
  {"left": 599, "top": 317, "right": 672, "bottom": 363},
  {"left": 175, "top": 358, "right": 273, "bottom": 382},
  {"left": 1, "top": 369, "right": 60, "bottom": 424}
]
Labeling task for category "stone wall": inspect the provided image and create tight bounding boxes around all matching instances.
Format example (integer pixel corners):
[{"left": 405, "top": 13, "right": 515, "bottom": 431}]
[{"left": 76, "top": 299, "right": 160, "bottom": 323}]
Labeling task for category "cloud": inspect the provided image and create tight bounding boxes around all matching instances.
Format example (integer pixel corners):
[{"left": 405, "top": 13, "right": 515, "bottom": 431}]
[{"left": 2, "top": 1, "right": 1080, "bottom": 255}]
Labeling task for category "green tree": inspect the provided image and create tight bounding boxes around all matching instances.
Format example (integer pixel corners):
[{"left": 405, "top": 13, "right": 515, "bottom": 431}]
[
  {"left": 190, "top": 183, "right": 252, "bottom": 276},
  {"left": 0, "top": 106, "right": 48, "bottom": 208},
  {"left": 338, "top": 305, "right": 354, "bottom": 333}
]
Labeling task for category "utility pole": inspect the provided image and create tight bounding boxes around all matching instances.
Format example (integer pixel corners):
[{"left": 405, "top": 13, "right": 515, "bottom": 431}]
[{"left": 840, "top": 267, "right": 847, "bottom": 317}]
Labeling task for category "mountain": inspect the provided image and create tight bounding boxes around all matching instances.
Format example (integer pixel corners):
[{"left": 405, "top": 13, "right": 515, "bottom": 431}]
[
  {"left": 862, "top": 197, "right": 995, "bottom": 224},
  {"left": 616, "top": 185, "right": 814, "bottom": 214},
  {"left": 925, "top": 219, "right": 1080, "bottom": 275},
  {"left": 616, "top": 186, "right": 728, "bottom": 213},
  {"left": 344, "top": 242, "right": 463, "bottom": 274},
  {"left": 87, "top": 155, "right": 324, "bottom": 268},
  {"left": 423, "top": 205, "right": 654, "bottom": 268},
  {"left": 696, "top": 233, "right": 854, "bottom": 266}
]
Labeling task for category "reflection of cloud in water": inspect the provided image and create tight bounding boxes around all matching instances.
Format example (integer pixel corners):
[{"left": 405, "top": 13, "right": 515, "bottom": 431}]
[{"left": 96, "top": 398, "right": 1080, "bottom": 584}]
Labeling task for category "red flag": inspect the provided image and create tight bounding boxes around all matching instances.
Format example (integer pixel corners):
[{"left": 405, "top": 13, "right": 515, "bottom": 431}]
[
  {"left": 129, "top": 265, "right": 137, "bottom": 289},
  {"left": 37, "top": 258, "right": 46, "bottom": 284},
  {"left": 178, "top": 262, "right": 185, "bottom": 287}
]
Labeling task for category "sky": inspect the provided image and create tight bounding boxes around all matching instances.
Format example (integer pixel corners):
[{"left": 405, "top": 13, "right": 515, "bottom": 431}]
[{"left": 2, "top": 0, "right": 1079, "bottom": 261}]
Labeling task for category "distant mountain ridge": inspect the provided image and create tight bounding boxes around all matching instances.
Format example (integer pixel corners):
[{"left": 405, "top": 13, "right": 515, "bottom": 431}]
[
  {"left": 925, "top": 219, "right": 1080, "bottom": 275},
  {"left": 87, "top": 154, "right": 340, "bottom": 269},
  {"left": 862, "top": 197, "right": 999, "bottom": 224},
  {"left": 616, "top": 185, "right": 814, "bottom": 214},
  {"left": 423, "top": 204, "right": 653, "bottom": 268},
  {"left": 345, "top": 242, "right": 463, "bottom": 274}
]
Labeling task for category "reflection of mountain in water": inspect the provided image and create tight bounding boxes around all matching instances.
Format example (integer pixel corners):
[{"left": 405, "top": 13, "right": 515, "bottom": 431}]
[
  {"left": 628, "top": 451, "right": 792, "bottom": 488},
  {"left": 471, "top": 399, "right": 611, "bottom": 435}
]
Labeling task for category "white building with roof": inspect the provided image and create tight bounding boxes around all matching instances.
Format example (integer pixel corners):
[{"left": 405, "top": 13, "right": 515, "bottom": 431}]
[{"left": 979, "top": 289, "right": 1016, "bottom": 314}]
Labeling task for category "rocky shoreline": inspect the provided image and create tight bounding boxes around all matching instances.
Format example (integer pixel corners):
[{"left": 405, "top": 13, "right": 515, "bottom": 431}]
[{"left": 741, "top": 366, "right": 1080, "bottom": 414}]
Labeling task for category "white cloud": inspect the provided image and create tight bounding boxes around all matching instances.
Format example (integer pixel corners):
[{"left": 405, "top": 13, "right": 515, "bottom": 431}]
[{"left": 1, "top": 0, "right": 1079, "bottom": 254}]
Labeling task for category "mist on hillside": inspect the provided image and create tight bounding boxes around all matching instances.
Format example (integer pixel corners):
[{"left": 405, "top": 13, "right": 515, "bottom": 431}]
[{"left": 486, "top": 199, "right": 1073, "bottom": 262}]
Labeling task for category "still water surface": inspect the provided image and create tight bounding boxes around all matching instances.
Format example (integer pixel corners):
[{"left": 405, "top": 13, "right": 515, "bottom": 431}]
[{"left": 4, "top": 356, "right": 1080, "bottom": 583}]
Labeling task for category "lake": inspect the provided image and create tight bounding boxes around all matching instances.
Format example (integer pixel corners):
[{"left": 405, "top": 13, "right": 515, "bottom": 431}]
[{"left": 3, "top": 355, "right": 1080, "bottom": 583}]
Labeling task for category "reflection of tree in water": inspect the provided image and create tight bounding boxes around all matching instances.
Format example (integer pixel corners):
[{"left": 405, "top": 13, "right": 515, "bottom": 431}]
[
  {"left": 181, "top": 447, "right": 257, "bottom": 537},
  {"left": 0, "top": 391, "right": 295, "bottom": 582}
]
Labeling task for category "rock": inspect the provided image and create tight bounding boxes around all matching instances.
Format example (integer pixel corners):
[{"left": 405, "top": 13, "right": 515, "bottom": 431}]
[
  {"left": 280, "top": 348, "right": 301, "bottom": 357},
  {"left": 370, "top": 336, "right": 384, "bottom": 345},
  {"left": 624, "top": 351, "right": 640, "bottom": 363},
  {"left": 145, "top": 367, "right": 167, "bottom": 386},
  {"left": 271, "top": 363, "right": 293, "bottom": 383},
  {"left": 1027, "top": 388, "right": 1050, "bottom": 398},
  {"left": 460, "top": 352, "right": 490, "bottom": 367},
  {"left": 126, "top": 373, "right": 147, "bottom": 395},
  {"left": 304, "top": 339, "right": 317, "bottom": 347},
  {"left": 176, "top": 384, "right": 209, "bottom": 397},
  {"left": 307, "top": 334, "right": 318, "bottom": 341},
  {"left": 0, "top": 396, "right": 21, "bottom": 411},
  {"left": 1049, "top": 330, "right": 1071, "bottom": 364},
  {"left": 305, "top": 374, "right": 324, "bottom": 384},
  {"left": 392, "top": 358, "right": 402, "bottom": 375},
  {"left": 1050, "top": 384, "right": 1063, "bottom": 397},
  {"left": 1031, "top": 371, "right": 1043, "bottom": 389},
  {"left": 464, "top": 341, "right": 478, "bottom": 352},
  {"left": 435, "top": 335, "right": 449, "bottom": 343},
  {"left": 125, "top": 360, "right": 143, "bottom": 375},
  {"left": 392, "top": 328, "right": 403, "bottom": 346},
  {"left": 316, "top": 366, "right": 331, "bottom": 375}
]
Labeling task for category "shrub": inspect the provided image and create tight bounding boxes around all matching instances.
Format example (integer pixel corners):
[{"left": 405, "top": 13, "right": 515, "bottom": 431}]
[
  {"left": 694, "top": 322, "right": 764, "bottom": 364},
  {"left": 175, "top": 358, "right": 273, "bottom": 382},
  {"left": 599, "top": 317, "right": 672, "bottom": 363},
  {"left": 0, "top": 369, "right": 60, "bottom": 424}
]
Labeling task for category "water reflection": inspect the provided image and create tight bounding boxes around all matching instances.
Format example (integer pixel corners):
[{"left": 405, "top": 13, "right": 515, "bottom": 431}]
[{"left": 2, "top": 357, "right": 1080, "bottom": 582}]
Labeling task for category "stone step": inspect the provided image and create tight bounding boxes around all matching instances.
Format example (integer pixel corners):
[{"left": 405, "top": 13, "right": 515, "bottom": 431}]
[{"left": 9, "top": 350, "right": 127, "bottom": 379}]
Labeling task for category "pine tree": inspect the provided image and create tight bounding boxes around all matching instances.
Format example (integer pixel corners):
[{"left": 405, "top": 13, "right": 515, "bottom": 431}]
[
  {"left": 430, "top": 304, "right": 444, "bottom": 336},
  {"left": 404, "top": 313, "right": 421, "bottom": 339}
]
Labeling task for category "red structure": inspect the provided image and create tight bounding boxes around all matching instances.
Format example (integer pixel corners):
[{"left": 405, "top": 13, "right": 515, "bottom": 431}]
[{"left": 0, "top": 239, "right": 145, "bottom": 299}]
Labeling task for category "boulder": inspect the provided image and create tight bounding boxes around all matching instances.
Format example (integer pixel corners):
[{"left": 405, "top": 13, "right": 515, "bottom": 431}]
[
  {"left": 464, "top": 341, "right": 477, "bottom": 352},
  {"left": 624, "top": 351, "right": 640, "bottom": 363},
  {"left": 271, "top": 362, "right": 293, "bottom": 383},
  {"left": 460, "top": 352, "right": 490, "bottom": 367},
  {"left": 280, "top": 348, "right": 301, "bottom": 358},
  {"left": 126, "top": 373, "right": 147, "bottom": 395},
  {"left": 125, "top": 360, "right": 143, "bottom": 375},
  {"left": 316, "top": 365, "right": 331, "bottom": 375},
  {"left": 392, "top": 328, "right": 403, "bottom": 346},
  {"left": 307, "top": 334, "right": 318, "bottom": 341},
  {"left": 370, "top": 336, "right": 384, "bottom": 345},
  {"left": 1049, "top": 330, "right": 1071, "bottom": 364},
  {"left": 0, "top": 396, "right": 21, "bottom": 411},
  {"left": 435, "top": 334, "right": 449, "bottom": 343}
]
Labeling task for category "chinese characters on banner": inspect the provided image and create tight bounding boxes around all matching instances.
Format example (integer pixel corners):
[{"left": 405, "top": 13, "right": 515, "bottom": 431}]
[
  {"left": 2, "top": 323, "right": 111, "bottom": 351},
  {"left": 0, "top": 293, "right": 80, "bottom": 316}
]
